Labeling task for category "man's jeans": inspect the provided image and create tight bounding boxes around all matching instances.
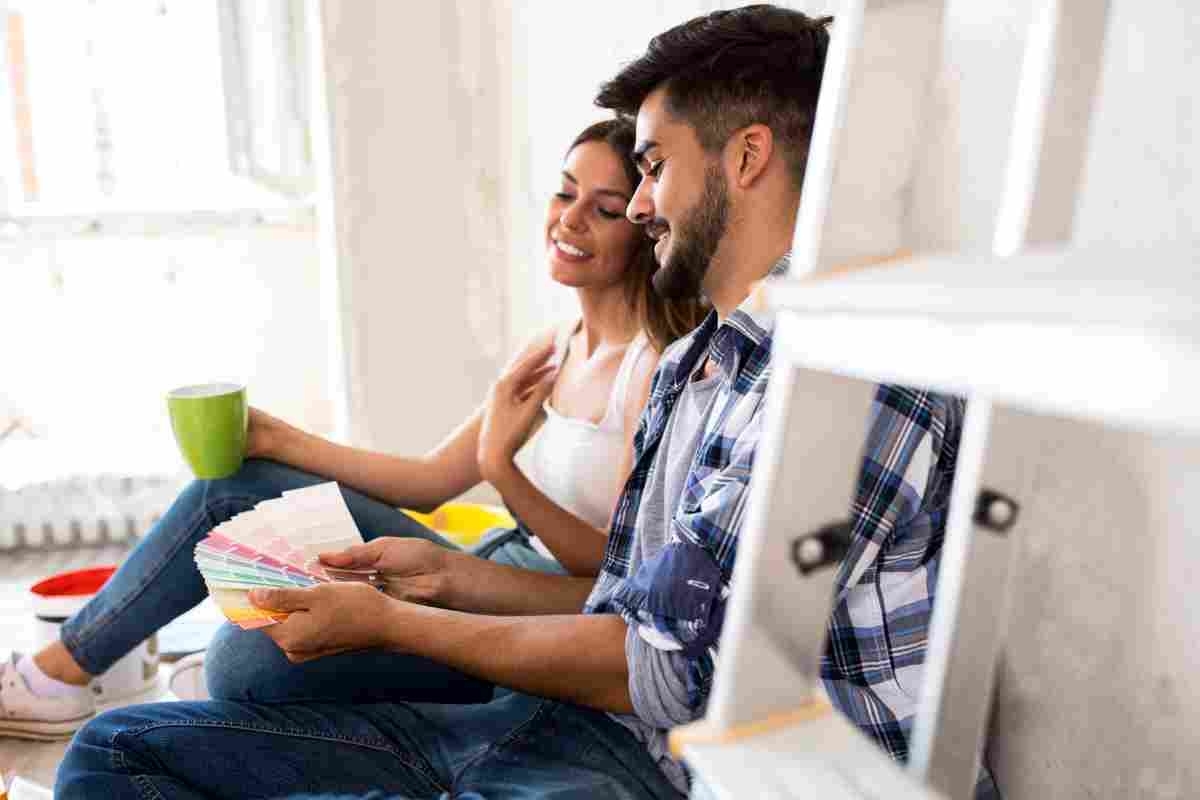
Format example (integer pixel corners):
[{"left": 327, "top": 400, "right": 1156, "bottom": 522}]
[
  {"left": 55, "top": 689, "right": 684, "bottom": 799},
  {"left": 59, "top": 458, "right": 553, "bottom": 705}
]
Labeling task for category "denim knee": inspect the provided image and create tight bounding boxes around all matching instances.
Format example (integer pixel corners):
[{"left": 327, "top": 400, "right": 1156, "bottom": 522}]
[
  {"left": 56, "top": 706, "right": 150, "bottom": 797},
  {"left": 204, "top": 622, "right": 282, "bottom": 701}
]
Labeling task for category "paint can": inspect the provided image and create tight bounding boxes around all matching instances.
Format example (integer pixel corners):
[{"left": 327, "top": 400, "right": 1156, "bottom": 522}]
[{"left": 28, "top": 566, "right": 159, "bottom": 704}]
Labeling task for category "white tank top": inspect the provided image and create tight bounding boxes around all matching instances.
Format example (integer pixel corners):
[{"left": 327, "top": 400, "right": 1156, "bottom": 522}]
[{"left": 513, "top": 321, "right": 651, "bottom": 555}]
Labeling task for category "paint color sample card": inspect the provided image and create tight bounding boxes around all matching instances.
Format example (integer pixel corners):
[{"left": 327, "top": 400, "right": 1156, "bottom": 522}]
[{"left": 193, "top": 482, "right": 373, "bottom": 629}]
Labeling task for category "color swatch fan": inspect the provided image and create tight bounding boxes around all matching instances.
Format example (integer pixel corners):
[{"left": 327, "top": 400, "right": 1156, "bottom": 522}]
[{"left": 193, "top": 482, "right": 374, "bottom": 629}]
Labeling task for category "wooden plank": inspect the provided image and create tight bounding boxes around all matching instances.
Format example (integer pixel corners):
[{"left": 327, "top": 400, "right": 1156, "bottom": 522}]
[{"left": 682, "top": 709, "right": 942, "bottom": 800}]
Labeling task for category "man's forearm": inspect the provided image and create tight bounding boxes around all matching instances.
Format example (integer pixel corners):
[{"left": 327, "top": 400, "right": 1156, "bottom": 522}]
[
  {"left": 440, "top": 550, "right": 597, "bottom": 615},
  {"left": 383, "top": 601, "right": 633, "bottom": 713}
]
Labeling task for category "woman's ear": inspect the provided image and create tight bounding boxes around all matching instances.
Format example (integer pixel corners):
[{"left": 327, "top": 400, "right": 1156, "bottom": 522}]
[{"left": 729, "top": 124, "right": 775, "bottom": 189}]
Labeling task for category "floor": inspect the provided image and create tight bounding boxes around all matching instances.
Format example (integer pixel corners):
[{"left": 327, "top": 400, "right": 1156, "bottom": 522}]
[{"left": 0, "top": 544, "right": 222, "bottom": 791}]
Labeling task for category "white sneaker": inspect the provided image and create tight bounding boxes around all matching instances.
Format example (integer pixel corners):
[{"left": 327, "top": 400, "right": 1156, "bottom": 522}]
[
  {"left": 167, "top": 652, "right": 209, "bottom": 701},
  {"left": 0, "top": 654, "right": 95, "bottom": 741}
]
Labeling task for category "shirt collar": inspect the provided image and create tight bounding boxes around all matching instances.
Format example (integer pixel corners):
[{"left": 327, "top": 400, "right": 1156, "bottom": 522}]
[
  {"left": 670, "top": 251, "right": 791, "bottom": 386},
  {"left": 720, "top": 251, "right": 790, "bottom": 349}
]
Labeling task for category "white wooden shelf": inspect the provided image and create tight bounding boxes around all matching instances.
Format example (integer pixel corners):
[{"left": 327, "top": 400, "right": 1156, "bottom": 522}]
[
  {"left": 677, "top": 705, "right": 937, "bottom": 800},
  {"left": 680, "top": 0, "right": 1196, "bottom": 797},
  {"left": 769, "top": 243, "right": 1200, "bottom": 329},
  {"left": 764, "top": 245, "right": 1200, "bottom": 440}
]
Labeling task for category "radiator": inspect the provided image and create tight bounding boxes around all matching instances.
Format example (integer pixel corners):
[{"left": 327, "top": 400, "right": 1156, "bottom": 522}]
[{"left": 0, "top": 474, "right": 185, "bottom": 550}]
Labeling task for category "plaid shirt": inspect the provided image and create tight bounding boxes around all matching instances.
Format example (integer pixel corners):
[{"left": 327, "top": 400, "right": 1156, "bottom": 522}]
[
  {"left": 822, "top": 387, "right": 965, "bottom": 762},
  {"left": 585, "top": 255, "right": 969, "bottom": 777},
  {"left": 584, "top": 257, "right": 789, "bottom": 710}
]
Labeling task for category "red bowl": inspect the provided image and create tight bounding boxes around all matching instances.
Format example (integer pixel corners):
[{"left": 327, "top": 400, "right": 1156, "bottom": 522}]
[{"left": 30, "top": 565, "right": 117, "bottom": 597}]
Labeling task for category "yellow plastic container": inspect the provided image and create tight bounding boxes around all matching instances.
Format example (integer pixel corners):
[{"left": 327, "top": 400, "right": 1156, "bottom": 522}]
[{"left": 401, "top": 502, "right": 516, "bottom": 548}]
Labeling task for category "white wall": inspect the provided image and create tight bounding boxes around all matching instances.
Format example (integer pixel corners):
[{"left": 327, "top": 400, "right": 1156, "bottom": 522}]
[
  {"left": 508, "top": 0, "right": 730, "bottom": 343},
  {"left": 314, "top": 0, "right": 743, "bottom": 458},
  {"left": 312, "top": 0, "right": 513, "bottom": 460}
]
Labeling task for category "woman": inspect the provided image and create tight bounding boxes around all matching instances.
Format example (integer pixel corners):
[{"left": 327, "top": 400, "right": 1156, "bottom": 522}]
[{"left": 0, "top": 118, "right": 704, "bottom": 739}]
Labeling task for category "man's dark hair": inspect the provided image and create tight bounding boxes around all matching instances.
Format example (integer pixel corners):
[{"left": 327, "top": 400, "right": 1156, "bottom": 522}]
[{"left": 595, "top": 5, "right": 832, "bottom": 190}]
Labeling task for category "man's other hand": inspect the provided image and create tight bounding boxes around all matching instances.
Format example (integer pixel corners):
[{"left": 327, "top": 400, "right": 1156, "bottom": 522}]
[{"left": 318, "top": 537, "right": 453, "bottom": 606}]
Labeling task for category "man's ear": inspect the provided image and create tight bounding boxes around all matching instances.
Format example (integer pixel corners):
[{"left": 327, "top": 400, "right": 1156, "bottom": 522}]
[{"left": 728, "top": 124, "right": 775, "bottom": 189}]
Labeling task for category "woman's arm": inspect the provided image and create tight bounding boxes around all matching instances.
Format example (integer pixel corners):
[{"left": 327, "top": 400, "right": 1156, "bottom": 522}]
[
  {"left": 480, "top": 342, "right": 660, "bottom": 576},
  {"left": 257, "top": 408, "right": 484, "bottom": 513},
  {"left": 484, "top": 465, "right": 608, "bottom": 576},
  {"left": 252, "top": 327, "right": 559, "bottom": 513}
]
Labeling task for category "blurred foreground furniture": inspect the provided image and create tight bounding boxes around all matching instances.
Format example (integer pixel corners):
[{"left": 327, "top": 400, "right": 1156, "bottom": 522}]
[{"left": 672, "top": 1, "right": 1199, "bottom": 798}]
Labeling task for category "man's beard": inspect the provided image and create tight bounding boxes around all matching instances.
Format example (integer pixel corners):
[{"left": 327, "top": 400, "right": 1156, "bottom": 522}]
[{"left": 651, "top": 163, "right": 729, "bottom": 301}]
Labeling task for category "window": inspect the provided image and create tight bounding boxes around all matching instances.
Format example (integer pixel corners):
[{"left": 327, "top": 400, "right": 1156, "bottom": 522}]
[
  {"left": 1, "top": 0, "right": 311, "bottom": 216},
  {"left": 0, "top": 0, "right": 330, "bottom": 546}
]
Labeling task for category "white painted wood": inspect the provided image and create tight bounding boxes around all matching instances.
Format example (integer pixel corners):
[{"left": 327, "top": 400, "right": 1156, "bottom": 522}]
[
  {"left": 789, "top": 0, "right": 864, "bottom": 277},
  {"left": 684, "top": 709, "right": 942, "bottom": 800},
  {"left": 913, "top": 5, "right": 1111, "bottom": 792},
  {"left": 708, "top": 326, "right": 878, "bottom": 727},
  {"left": 767, "top": 243, "right": 1200, "bottom": 329},
  {"left": 993, "top": 0, "right": 1111, "bottom": 255},
  {"left": 792, "top": 0, "right": 947, "bottom": 276},
  {"left": 688, "top": 0, "right": 1195, "bottom": 797},
  {"left": 908, "top": 400, "right": 1031, "bottom": 797},
  {"left": 768, "top": 306, "right": 1200, "bottom": 441},
  {"left": 984, "top": 412, "right": 1200, "bottom": 799}
]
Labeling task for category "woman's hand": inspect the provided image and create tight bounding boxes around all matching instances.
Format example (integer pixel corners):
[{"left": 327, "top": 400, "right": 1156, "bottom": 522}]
[
  {"left": 318, "top": 537, "right": 454, "bottom": 606},
  {"left": 250, "top": 582, "right": 398, "bottom": 663},
  {"left": 246, "top": 406, "right": 290, "bottom": 460},
  {"left": 477, "top": 341, "right": 557, "bottom": 483}
]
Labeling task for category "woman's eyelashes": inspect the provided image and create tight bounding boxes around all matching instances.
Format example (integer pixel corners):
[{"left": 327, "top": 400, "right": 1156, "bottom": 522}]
[{"left": 554, "top": 191, "right": 625, "bottom": 221}]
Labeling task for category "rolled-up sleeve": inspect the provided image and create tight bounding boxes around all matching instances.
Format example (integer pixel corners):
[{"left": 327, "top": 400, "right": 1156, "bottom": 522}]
[
  {"left": 625, "top": 623, "right": 699, "bottom": 728},
  {"left": 608, "top": 538, "right": 727, "bottom": 720}
]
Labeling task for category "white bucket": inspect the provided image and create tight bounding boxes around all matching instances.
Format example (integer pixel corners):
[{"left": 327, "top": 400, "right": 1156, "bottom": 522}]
[{"left": 29, "top": 566, "right": 159, "bottom": 704}]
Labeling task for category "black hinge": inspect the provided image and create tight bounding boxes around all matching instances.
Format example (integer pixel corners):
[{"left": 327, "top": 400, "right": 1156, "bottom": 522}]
[
  {"left": 791, "top": 520, "right": 853, "bottom": 576},
  {"left": 973, "top": 489, "right": 1019, "bottom": 534}
]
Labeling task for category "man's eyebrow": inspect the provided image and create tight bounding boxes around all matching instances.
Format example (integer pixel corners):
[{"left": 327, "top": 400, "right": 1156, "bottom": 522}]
[{"left": 561, "top": 170, "right": 630, "bottom": 201}]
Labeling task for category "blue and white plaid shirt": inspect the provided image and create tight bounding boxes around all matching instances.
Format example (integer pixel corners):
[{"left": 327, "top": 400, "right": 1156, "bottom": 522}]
[
  {"left": 584, "top": 256, "right": 787, "bottom": 709},
  {"left": 584, "top": 253, "right": 968, "bottom": 776}
]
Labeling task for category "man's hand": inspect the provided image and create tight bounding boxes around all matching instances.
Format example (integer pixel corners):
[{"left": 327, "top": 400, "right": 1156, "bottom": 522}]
[
  {"left": 318, "top": 537, "right": 453, "bottom": 606},
  {"left": 478, "top": 340, "right": 557, "bottom": 483},
  {"left": 249, "top": 582, "right": 397, "bottom": 664}
]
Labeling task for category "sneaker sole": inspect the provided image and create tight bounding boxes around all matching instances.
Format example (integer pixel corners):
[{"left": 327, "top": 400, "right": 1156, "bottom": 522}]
[{"left": 0, "top": 711, "right": 95, "bottom": 741}]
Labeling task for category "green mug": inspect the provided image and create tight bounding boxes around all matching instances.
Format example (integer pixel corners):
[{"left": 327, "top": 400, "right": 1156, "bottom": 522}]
[{"left": 167, "top": 383, "right": 248, "bottom": 479}]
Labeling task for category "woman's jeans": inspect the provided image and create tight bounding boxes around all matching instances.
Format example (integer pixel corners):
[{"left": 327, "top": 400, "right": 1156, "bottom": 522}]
[
  {"left": 59, "top": 458, "right": 561, "bottom": 705},
  {"left": 55, "top": 690, "right": 684, "bottom": 799}
]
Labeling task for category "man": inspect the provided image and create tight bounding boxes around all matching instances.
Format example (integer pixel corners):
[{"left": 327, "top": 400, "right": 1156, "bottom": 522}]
[{"left": 57, "top": 6, "right": 961, "bottom": 798}]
